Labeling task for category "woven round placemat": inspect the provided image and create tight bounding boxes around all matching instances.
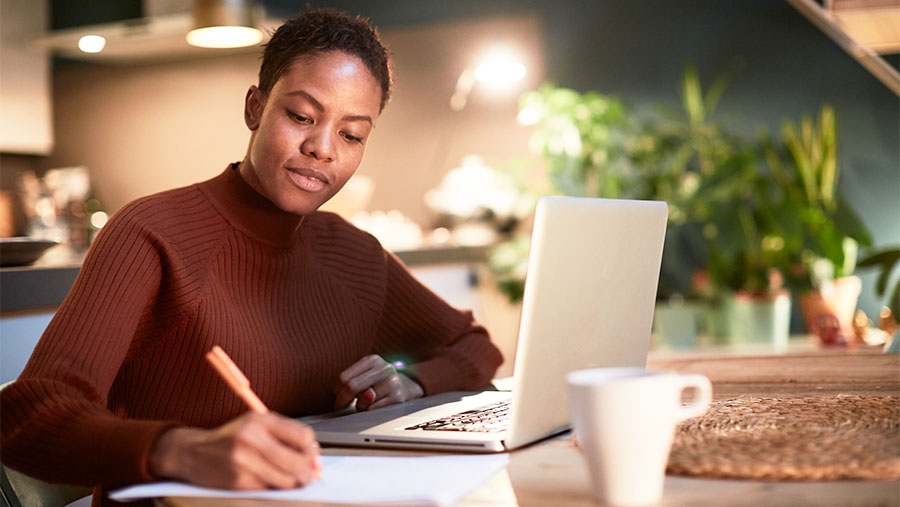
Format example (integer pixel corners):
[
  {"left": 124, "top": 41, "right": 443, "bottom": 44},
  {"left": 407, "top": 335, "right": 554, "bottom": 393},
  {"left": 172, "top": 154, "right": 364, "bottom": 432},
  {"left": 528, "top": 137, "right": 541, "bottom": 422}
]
[{"left": 667, "top": 395, "right": 900, "bottom": 481}]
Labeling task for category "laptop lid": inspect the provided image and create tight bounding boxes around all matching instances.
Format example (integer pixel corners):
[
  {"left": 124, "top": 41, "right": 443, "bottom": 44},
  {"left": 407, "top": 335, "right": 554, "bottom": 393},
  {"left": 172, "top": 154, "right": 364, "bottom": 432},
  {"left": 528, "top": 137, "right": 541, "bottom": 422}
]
[
  {"left": 307, "top": 196, "right": 668, "bottom": 452},
  {"left": 504, "top": 196, "right": 668, "bottom": 449}
]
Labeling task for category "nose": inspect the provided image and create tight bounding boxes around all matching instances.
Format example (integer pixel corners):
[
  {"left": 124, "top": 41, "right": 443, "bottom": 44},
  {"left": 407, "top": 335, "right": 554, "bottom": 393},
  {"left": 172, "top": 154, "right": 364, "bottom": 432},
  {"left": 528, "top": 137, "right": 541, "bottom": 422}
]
[{"left": 300, "top": 125, "right": 334, "bottom": 162}]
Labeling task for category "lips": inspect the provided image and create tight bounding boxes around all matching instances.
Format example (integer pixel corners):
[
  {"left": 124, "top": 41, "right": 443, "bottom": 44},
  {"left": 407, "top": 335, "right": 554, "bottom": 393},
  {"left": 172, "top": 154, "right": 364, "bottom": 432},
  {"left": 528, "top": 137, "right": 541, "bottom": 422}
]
[{"left": 285, "top": 167, "right": 330, "bottom": 193}]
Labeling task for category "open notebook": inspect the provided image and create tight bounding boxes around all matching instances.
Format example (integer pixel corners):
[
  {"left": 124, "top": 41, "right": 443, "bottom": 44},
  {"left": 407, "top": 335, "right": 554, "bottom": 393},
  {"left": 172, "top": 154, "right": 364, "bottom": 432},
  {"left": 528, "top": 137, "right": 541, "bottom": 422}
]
[{"left": 306, "top": 196, "right": 668, "bottom": 452}]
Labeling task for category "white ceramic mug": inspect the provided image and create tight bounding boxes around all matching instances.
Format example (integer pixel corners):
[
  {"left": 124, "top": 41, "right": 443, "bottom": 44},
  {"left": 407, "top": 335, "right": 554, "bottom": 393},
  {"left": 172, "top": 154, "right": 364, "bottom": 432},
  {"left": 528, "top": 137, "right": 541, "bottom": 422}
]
[{"left": 567, "top": 367, "right": 712, "bottom": 506}]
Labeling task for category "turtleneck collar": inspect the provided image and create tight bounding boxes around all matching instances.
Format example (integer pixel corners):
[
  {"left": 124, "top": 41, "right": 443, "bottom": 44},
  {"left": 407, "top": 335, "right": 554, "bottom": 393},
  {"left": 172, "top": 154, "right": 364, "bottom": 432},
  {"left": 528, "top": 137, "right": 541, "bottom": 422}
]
[{"left": 199, "top": 163, "right": 305, "bottom": 247}]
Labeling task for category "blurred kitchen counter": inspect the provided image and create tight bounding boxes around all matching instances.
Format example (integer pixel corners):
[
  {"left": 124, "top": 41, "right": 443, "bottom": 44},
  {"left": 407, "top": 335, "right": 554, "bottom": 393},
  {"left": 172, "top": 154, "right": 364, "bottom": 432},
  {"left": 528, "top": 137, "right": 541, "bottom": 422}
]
[
  {"left": 0, "top": 243, "right": 491, "bottom": 314},
  {"left": 394, "top": 244, "right": 490, "bottom": 266},
  {"left": 0, "top": 244, "right": 84, "bottom": 313}
]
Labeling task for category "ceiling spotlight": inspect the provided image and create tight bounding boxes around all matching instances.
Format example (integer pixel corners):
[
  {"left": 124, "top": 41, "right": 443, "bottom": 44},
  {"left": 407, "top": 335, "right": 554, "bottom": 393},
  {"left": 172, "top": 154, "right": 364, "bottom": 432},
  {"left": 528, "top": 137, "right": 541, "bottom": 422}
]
[
  {"left": 186, "top": 0, "right": 263, "bottom": 49},
  {"left": 78, "top": 35, "right": 106, "bottom": 53}
]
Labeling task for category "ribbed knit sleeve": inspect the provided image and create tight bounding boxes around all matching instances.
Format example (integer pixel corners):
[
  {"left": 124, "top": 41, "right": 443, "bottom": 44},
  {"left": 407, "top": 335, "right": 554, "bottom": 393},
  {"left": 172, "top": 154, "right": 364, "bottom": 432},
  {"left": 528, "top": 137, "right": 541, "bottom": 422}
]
[
  {"left": 0, "top": 199, "right": 182, "bottom": 488},
  {"left": 375, "top": 251, "right": 503, "bottom": 395}
]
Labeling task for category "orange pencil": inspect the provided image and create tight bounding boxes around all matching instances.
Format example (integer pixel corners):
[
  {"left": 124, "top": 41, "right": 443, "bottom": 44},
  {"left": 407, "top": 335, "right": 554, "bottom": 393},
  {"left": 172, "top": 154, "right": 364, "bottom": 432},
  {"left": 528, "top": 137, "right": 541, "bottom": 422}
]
[
  {"left": 206, "top": 345, "right": 322, "bottom": 480},
  {"left": 206, "top": 345, "right": 269, "bottom": 413}
]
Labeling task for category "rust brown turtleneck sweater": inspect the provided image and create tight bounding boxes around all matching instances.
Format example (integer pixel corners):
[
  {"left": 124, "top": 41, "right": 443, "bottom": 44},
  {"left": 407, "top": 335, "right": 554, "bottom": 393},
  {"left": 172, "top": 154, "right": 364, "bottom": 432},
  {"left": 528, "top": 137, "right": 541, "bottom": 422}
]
[{"left": 0, "top": 165, "right": 502, "bottom": 506}]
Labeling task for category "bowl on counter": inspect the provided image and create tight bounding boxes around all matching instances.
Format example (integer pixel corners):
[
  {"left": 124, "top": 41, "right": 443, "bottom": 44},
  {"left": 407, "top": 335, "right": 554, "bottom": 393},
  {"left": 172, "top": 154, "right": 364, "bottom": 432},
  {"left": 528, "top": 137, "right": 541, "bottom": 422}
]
[{"left": 0, "top": 237, "right": 60, "bottom": 267}]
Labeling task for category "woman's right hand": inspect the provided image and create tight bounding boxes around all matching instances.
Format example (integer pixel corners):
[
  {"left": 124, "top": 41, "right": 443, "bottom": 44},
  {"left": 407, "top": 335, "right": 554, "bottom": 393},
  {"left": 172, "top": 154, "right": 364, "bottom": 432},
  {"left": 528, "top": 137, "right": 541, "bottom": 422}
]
[{"left": 148, "top": 411, "right": 321, "bottom": 490}]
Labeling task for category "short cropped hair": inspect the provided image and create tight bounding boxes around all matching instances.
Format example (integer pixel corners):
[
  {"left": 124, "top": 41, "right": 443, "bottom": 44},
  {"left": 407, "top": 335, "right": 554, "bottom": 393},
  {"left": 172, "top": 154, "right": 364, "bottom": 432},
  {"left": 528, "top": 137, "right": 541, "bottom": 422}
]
[{"left": 259, "top": 8, "right": 393, "bottom": 112}]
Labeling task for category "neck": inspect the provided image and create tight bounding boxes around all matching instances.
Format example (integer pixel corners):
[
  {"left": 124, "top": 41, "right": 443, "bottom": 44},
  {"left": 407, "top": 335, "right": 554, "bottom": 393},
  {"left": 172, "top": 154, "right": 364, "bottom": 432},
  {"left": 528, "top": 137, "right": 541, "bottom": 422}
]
[
  {"left": 199, "top": 164, "right": 305, "bottom": 247},
  {"left": 237, "top": 158, "right": 265, "bottom": 199}
]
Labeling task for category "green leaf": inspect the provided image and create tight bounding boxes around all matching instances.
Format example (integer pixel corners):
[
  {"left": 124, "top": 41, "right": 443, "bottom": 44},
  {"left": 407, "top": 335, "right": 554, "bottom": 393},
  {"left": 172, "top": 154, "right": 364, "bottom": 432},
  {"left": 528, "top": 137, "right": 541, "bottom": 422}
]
[
  {"left": 818, "top": 105, "right": 838, "bottom": 206},
  {"left": 704, "top": 68, "right": 733, "bottom": 118},
  {"left": 782, "top": 120, "right": 817, "bottom": 202},
  {"left": 856, "top": 247, "right": 900, "bottom": 298},
  {"left": 857, "top": 248, "right": 900, "bottom": 268},
  {"left": 832, "top": 195, "right": 873, "bottom": 247},
  {"left": 680, "top": 64, "right": 705, "bottom": 124}
]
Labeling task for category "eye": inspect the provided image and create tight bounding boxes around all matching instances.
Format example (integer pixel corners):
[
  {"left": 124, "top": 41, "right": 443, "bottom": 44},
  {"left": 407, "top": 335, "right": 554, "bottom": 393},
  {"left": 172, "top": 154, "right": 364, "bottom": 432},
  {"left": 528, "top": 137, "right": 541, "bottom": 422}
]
[
  {"left": 341, "top": 132, "right": 364, "bottom": 144},
  {"left": 286, "top": 109, "right": 312, "bottom": 124}
]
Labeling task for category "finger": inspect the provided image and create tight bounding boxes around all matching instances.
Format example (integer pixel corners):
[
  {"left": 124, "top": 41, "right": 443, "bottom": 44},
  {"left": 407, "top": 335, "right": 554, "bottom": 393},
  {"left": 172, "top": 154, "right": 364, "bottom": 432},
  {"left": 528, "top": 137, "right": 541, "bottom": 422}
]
[
  {"left": 240, "top": 415, "right": 318, "bottom": 487},
  {"left": 355, "top": 387, "right": 376, "bottom": 409},
  {"left": 310, "top": 441, "right": 322, "bottom": 479},
  {"left": 345, "top": 364, "right": 394, "bottom": 409},
  {"left": 260, "top": 415, "right": 321, "bottom": 483},
  {"left": 367, "top": 376, "right": 406, "bottom": 410},
  {"left": 338, "top": 355, "right": 383, "bottom": 385},
  {"left": 334, "top": 360, "right": 395, "bottom": 409},
  {"left": 334, "top": 355, "right": 383, "bottom": 408},
  {"left": 355, "top": 387, "right": 377, "bottom": 411},
  {"left": 368, "top": 373, "right": 423, "bottom": 411},
  {"left": 335, "top": 378, "right": 373, "bottom": 410},
  {"left": 262, "top": 414, "right": 318, "bottom": 450},
  {"left": 346, "top": 361, "right": 395, "bottom": 396},
  {"left": 228, "top": 442, "right": 300, "bottom": 490},
  {"left": 340, "top": 359, "right": 391, "bottom": 393}
]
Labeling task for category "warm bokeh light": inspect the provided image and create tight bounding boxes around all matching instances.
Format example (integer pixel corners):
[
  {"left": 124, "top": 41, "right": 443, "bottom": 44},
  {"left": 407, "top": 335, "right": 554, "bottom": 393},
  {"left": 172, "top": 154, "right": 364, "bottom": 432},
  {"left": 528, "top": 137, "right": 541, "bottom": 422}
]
[
  {"left": 450, "top": 49, "right": 528, "bottom": 111},
  {"left": 473, "top": 52, "right": 527, "bottom": 87},
  {"left": 77, "top": 35, "right": 106, "bottom": 53},
  {"left": 90, "top": 211, "right": 109, "bottom": 229},
  {"left": 186, "top": 26, "right": 262, "bottom": 48},
  {"left": 517, "top": 104, "right": 542, "bottom": 126}
]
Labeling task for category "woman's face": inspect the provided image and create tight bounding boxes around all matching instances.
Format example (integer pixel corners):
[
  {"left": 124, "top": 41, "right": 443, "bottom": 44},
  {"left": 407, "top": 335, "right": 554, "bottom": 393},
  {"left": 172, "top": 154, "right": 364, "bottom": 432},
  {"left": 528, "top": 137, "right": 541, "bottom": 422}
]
[{"left": 241, "top": 51, "right": 382, "bottom": 216}]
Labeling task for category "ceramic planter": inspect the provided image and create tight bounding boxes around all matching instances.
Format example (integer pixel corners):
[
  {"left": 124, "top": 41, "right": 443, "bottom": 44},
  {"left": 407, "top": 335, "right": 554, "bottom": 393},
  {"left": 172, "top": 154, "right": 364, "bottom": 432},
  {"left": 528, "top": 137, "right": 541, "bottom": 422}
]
[
  {"left": 653, "top": 302, "right": 701, "bottom": 348},
  {"left": 725, "top": 290, "right": 792, "bottom": 352}
]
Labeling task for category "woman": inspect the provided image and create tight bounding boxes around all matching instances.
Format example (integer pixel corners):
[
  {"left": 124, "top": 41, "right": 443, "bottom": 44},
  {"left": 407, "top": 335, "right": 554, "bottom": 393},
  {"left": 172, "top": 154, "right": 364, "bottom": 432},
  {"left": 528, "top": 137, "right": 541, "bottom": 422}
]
[{"left": 0, "top": 8, "right": 502, "bottom": 505}]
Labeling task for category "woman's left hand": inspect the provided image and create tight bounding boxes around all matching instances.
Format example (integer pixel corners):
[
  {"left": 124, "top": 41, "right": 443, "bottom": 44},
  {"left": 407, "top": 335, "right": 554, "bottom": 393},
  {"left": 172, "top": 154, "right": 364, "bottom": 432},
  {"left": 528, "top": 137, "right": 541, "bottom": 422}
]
[{"left": 334, "top": 354, "right": 424, "bottom": 411}]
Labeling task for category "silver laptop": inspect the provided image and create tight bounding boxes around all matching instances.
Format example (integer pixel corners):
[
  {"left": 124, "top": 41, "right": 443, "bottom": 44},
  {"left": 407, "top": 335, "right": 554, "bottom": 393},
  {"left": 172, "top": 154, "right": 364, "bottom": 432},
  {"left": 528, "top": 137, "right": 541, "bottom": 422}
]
[{"left": 305, "top": 196, "right": 668, "bottom": 452}]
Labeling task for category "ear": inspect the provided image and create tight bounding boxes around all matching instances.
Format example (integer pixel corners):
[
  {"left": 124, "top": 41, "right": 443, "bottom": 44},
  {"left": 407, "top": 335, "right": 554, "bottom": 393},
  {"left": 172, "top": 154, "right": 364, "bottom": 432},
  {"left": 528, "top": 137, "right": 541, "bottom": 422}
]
[{"left": 244, "top": 85, "right": 265, "bottom": 130}]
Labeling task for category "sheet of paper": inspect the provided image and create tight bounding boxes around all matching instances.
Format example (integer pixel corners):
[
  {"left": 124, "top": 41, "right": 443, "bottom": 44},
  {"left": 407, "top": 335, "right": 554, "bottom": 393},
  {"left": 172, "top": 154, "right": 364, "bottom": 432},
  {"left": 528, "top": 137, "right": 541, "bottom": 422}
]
[{"left": 110, "top": 454, "right": 509, "bottom": 506}]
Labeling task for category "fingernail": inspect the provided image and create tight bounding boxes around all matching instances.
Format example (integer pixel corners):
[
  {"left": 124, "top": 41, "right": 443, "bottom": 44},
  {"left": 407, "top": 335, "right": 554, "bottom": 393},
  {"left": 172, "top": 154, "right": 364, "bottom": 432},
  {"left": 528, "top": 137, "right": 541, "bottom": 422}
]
[
  {"left": 313, "top": 456, "right": 323, "bottom": 480},
  {"left": 363, "top": 388, "right": 375, "bottom": 403}
]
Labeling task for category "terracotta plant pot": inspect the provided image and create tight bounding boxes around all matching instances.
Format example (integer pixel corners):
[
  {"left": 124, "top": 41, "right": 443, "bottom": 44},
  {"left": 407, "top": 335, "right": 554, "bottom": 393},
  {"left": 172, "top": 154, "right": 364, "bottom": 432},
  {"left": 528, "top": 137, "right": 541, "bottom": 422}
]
[{"left": 799, "top": 275, "right": 862, "bottom": 346}]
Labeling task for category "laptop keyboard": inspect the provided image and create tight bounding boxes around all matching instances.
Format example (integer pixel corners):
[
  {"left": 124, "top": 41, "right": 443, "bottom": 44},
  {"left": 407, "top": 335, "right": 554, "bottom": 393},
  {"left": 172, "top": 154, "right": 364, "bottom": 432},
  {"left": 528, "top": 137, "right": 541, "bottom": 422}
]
[{"left": 404, "top": 401, "right": 510, "bottom": 433}]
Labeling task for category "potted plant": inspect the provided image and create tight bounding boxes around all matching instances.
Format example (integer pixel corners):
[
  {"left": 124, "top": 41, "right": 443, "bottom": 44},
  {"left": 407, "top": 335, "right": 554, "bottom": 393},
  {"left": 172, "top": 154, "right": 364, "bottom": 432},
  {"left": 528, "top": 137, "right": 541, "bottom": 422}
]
[
  {"left": 760, "top": 105, "right": 873, "bottom": 345},
  {"left": 498, "top": 70, "right": 794, "bottom": 349},
  {"left": 636, "top": 64, "right": 794, "bottom": 349},
  {"left": 689, "top": 147, "right": 794, "bottom": 350},
  {"left": 492, "top": 68, "right": 871, "bottom": 353}
]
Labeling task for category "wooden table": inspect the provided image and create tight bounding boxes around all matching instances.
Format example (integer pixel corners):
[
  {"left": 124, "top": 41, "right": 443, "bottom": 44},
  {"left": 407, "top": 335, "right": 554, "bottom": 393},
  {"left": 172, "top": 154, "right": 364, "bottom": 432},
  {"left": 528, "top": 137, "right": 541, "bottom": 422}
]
[{"left": 161, "top": 350, "right": 900, "bottom": 507}]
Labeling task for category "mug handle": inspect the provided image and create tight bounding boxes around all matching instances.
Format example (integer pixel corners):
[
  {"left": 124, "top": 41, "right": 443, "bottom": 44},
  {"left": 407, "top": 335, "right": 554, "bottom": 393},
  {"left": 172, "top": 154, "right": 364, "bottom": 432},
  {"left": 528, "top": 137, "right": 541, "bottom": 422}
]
[{"left": 674, "top": 374, "right": 712, "bottom": 421}]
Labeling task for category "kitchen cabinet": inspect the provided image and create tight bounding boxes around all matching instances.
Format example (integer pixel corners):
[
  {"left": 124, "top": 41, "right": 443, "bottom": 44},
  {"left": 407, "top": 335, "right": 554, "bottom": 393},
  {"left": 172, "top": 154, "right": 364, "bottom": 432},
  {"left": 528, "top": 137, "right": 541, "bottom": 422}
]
[{"left": 0, "top": 0, "right": 52, "bottom": 154}]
